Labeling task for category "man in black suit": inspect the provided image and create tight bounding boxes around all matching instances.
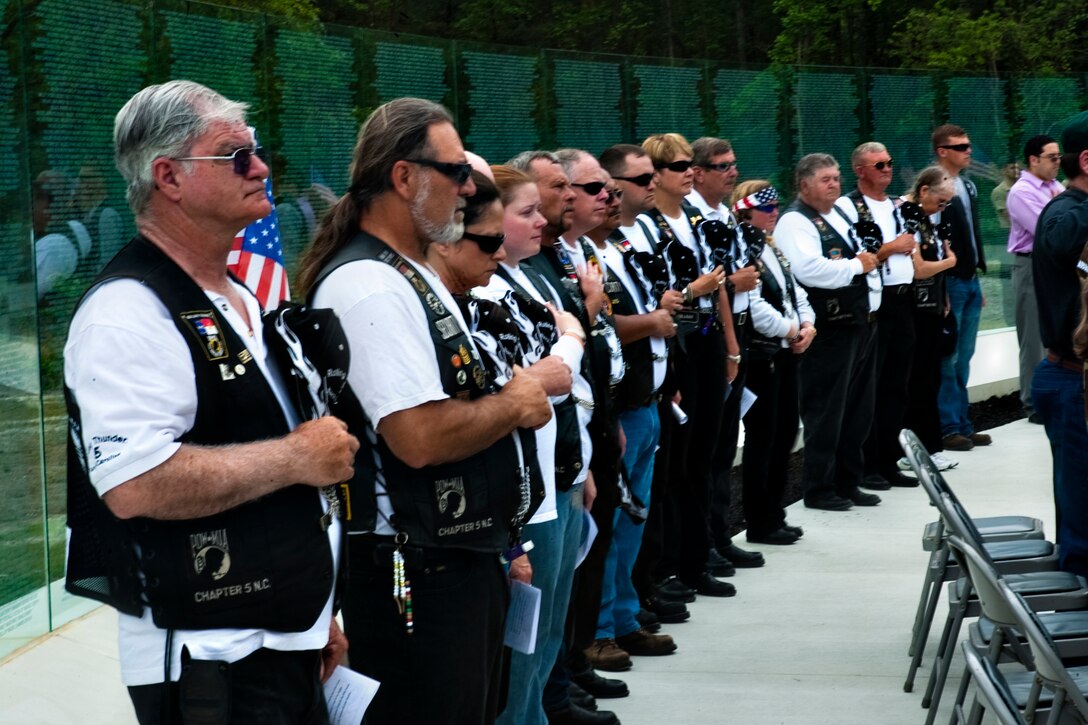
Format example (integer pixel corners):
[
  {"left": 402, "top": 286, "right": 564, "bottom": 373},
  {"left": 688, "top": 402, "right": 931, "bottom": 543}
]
[{"left": 932, "top": 124, "right": 991, "bottom": 452}]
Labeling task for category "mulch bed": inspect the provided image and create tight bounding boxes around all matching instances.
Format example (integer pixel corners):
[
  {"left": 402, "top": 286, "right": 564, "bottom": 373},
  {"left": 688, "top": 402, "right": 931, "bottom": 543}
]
[{"left": 723, "top": 393, "right": 1025, "bottom": 539}]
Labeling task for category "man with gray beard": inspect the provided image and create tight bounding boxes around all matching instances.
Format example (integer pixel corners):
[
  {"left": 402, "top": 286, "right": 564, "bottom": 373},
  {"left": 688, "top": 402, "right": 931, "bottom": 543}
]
[{"left": 296, "top": 98, "right": 552, "bottom": 725}]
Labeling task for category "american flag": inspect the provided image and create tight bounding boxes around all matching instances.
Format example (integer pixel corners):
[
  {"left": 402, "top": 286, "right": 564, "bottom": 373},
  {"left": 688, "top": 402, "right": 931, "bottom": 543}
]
[
  {"left": 733, "top": 185, "right": 780, "bottom": 212},
  {"left": 227, "top": 174, "right": 289, "bottom": 309}
]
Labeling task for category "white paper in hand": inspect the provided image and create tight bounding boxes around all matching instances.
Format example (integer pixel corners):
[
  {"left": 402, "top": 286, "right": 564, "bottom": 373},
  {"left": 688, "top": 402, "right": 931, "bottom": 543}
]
[
  {"left": 504, "top": 580, "right": 542, "bottom": 654},
  {"left": 740, "top": 387, "right": 758, "bottom": 419},
  {"left": 323, "top": 665, "right": 380, "bottom": 725}
]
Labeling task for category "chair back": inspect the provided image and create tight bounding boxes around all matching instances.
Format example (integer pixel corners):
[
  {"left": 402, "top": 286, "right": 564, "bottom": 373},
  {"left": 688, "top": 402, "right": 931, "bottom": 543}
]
[
  {"left": 998, "top": 578, "right": 1088, "bottom": 717},
  {"left": 947, "top": 533, "right": 1018, "bottom": 629},
  {"left": 958, "top": 641, "right": 1029, "bottom": 725}
]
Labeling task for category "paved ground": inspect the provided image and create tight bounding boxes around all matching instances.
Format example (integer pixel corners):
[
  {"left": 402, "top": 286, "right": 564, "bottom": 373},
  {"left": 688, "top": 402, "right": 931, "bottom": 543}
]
[{"left": 0, "top": 419, "right": 1052, "bottom": 724}]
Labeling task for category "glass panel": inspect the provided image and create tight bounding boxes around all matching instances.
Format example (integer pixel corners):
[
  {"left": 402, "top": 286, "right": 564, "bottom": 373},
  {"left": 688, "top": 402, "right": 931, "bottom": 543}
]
[
  {"left": 947, "top": 76, "right": 1012, "bottom": 330},
  {"left": 792, "top": 71, "right": 860, "bottom": 189},
  {"left": 714, "top": 68, "right": 780, "bottom": 186},
  {"left": 553, "top": 56, "right": 624, "bottom": 155},
  {"left": 461, "top": 49, "right": 540, "bottom": 163},
  {"left": 633, "top": 63, "right": 703, "bottom": 142}
]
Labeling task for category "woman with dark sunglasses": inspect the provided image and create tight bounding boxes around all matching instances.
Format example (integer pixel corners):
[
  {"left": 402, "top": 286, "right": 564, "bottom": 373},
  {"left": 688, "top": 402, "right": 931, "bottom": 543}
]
[
  {"left": 433, "top": 168, "right": 597, "bottom": 725},
  {"left": 731, "top": 180, "right": 814, "bottom": 546}
]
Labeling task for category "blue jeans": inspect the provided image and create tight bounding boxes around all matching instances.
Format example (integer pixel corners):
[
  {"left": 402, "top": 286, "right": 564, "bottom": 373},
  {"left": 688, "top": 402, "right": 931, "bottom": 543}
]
[
  {"left": 597, "top": 403, "right": 660, "bottom": 639},
  {"left": 497, "top": 484, "right": 583, "bottom": 725},
  {"left": 938, "top": 275, "right": 983, "bottom": 436},
  {"left": 1032, "top": 360, "right": 1088, "bottom": 577}
]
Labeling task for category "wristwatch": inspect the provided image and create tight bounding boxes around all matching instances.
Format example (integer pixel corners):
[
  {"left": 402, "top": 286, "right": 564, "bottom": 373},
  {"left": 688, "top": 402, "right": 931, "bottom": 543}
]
[{"left": 726, "top": 353, "right": 742, "bottom": 364}]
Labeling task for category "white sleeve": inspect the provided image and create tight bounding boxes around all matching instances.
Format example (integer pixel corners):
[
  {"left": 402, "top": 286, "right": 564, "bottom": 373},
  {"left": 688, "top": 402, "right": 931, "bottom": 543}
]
[
  {"left": 834, "top": 197, "right": 860, "bottom": 224},
  {"left": 749, "top": 282, "right": 791, "bottom": 340},
  {"left": 774, "top": 211, "right": 864, "bottom": 289},
  {"left": 63, "top": 280, "right": 194, "bottom": 495},
  {"left": 795, "top": 283, "right": 815, "bottom": 325},
  {"left": 313, "top": 262, "right": 448, "bottom": 428}
]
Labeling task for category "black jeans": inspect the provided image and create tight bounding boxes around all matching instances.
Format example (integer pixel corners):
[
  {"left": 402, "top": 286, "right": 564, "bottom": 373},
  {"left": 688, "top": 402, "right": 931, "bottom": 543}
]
[
  {"left": 662, "top": 330, "right": 727, "bottom": 584},
  {"left": 742, "top": 349, "right": 799, "bottom": 537},
  {"left": 863, "top": 287, "right": 916, "bottom": 476},
  {"left": 709, "top": 319, "right": 749, "bottom": 549},
  {"left": 904, "top": 311, "right": 944, "bottom": 454},
  {"left": 128, "top": 647, "right": 328, "bottom": 725},
  {"left": 797, "top": 320, "right": 878, "bottom": 501},
  {"left": 343, "top": 536, "right": 509, "bottom": 725}
]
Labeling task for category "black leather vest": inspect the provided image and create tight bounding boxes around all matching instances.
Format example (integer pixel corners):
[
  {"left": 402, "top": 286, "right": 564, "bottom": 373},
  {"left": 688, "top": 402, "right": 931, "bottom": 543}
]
[
  {"left": 65, "top": 237, "right": 335, "bottom": 631},
  {"left": 914, "top": 216, "right": 947, "bottom": 315},
  {"left": 313, "top": 232, "right": 526, "bottom": 552},
  {"left": 603, "top": 234, "right": 656, "bottom": 410},
  {"left": 787, "top": 199, "right": 871, "bottom": 325},
  {"left": 494, "top": 264, "right": 585, "bottom": 491}
]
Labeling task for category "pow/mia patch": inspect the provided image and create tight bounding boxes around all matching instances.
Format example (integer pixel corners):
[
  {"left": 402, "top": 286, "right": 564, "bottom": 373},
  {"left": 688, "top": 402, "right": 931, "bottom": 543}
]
[
  {"left": 435, "top": 477, "right": 467, "bottom": 519},
  {"left": 191, "top": 528, "right": 231, "bottom": 581},
  {"left": 181, "top": 311, "right": 229, "bottom": 360},
  {"left": 827, "top": 299, "right": 841, "bottom": 316}
]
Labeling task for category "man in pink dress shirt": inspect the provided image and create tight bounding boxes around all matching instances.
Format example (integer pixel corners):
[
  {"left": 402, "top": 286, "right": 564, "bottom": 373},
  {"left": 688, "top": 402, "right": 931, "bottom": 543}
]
[{"left": 1007, "top": 134, "right": 1063, "bottom": 422}]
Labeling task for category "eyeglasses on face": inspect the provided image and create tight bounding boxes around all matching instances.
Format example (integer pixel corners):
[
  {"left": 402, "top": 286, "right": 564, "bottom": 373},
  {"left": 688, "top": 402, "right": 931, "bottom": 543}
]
[
  {"left": 1040, "top": 153, "right": 1062, "bottom": 162},
  {"left": 700, "top": 161, "right": 737, "bottom": 172},
  {"left": 175, "top": 146, "right": 267, "bottom": 176},
  {"left": 935, "top": 199, "right": 950, "bottom": 210},
  {"left": 571, "top": 181, "right": 606, "bottom": 196},
  {"left": 614, "top": 173, "right": 654, "bottom": 187},
  {"left": 462, "top": 230, "right": 505, "bottom": 254},
  {"left": 605, "top": 188, "right": 623, "bottom": 202},
  {"left": 404, "top": 157, "right": 474, "bottom": 185},
  {"left": 754, "top": 203, "right": 778, "bottom": 213},
  {"left": 938, "top": 143, "right": 971, "bottom": 153},
  {"left": 655, "top": 159, "right": 693, "bottom": 173},
  {"left": 865, "top": 159, "right": 893, "bottom": 171}
]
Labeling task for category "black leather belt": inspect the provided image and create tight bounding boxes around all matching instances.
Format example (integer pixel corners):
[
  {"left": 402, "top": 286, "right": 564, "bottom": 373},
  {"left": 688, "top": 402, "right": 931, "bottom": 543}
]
[
  {"left": 1015, "top": 251, "right": 1032, "bottom": 258},
  {"left": 733, "top": 310, "right": 749, "bottom": 326},
  {"left": 1046, "top": 350, "right": 1084, "bottom": 373},
  {"left": 865, "top": 311, "right": 878, "bottom": 323}
]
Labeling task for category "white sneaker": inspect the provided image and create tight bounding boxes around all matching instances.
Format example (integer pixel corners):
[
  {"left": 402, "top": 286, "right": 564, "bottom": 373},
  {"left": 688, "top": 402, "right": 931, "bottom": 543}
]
[
  {"left": 897, "top": 457, "right": 911, "bottom": 471},
  {"left": 931, "top": 452, "right": 958, "bottom": 471}
]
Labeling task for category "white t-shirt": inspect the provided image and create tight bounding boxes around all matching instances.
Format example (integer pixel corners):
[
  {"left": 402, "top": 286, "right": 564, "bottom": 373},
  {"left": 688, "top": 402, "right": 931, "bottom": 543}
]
[
  {"left": 835, "top": 194, "right": 914, "bottom": 286},
  {"left": 750, "top": 244, "right": 815, "bottom": 344},
  {"left": 64, "top": 278, "right": 339, "bottom": 686},
  {"left": 775, "top": 205, "right": 882, "bottom": 312},
  {"left": 313, "top": 257, "right": 494, "bottom": 535}
]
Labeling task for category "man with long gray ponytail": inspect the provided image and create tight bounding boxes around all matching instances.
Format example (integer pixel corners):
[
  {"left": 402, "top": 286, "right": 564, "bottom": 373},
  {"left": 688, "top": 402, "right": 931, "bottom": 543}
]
[{"left": 298, "top": 98, "right": 552, "bottom": 724}]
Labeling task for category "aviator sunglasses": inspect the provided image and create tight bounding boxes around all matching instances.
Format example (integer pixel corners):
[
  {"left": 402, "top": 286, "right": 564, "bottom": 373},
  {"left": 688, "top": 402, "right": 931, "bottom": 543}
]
[
  {"left": 462, "top": 231, "right": 505, "bottom": 254},
  {"left": 176, "top": 146, "right": 268, "bottom": 175},
  {"left": 864, "top": 159, "right": 894, "bottom": 171}
]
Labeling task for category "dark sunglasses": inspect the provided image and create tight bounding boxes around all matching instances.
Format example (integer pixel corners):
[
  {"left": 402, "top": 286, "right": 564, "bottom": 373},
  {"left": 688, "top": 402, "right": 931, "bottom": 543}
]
[
  {"left": 462, "top": 230, "right": 505, "bottom": 254},
  {"left": 405, "top": 157, "right": 474, "bottom": 185},
  {"left": 572, "top": 181, "right": 607, "bottom": 196},
  {"left": 700, "top": 161, "right": 736, "bottom": 172},
  {"left": 606, "top": 188, "right": 624, "bottom": 202},
  {"left": 614, "top": 173, "right": 654, "bottom": 187},
  {"left": 938, "top": 143, "right": 971, "bottom": 153},
  {"left": 656, "top": 159, "right": 693, "bottom": 173},
  {"left": 176, "top": 146, "right": 267, "bottom": 175},
  {"left": 754, "top": 203, "right": 778, "bottom": 213},
  {"left": 865, "top": 159, "right": 894, "bottom": 171}
]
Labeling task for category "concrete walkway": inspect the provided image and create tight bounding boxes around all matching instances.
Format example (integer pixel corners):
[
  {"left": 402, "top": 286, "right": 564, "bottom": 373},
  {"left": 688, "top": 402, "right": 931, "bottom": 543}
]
[{"left": 0, "top": 419, "right": 1053, "bottom": 724}]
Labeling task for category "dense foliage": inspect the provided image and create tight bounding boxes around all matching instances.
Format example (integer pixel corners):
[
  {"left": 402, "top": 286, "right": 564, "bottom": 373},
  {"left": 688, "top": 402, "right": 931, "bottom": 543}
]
[{"left": 213, "top": 0, "right": 1088, "bottom": 72}]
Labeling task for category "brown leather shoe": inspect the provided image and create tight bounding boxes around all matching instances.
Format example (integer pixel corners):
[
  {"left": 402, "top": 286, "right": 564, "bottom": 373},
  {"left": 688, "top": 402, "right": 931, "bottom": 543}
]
[
  {"left": 942, "top": 434, "right": 974, "bottom": 451},
  {"left": 584, "top": 638, "right": 632, "bottom": 672},
  {"left": 969, "top": 432, "right": 992, "bottom": 446},
  {"left": 615, "top": 627, "right": 677, "bottom": 656}
]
